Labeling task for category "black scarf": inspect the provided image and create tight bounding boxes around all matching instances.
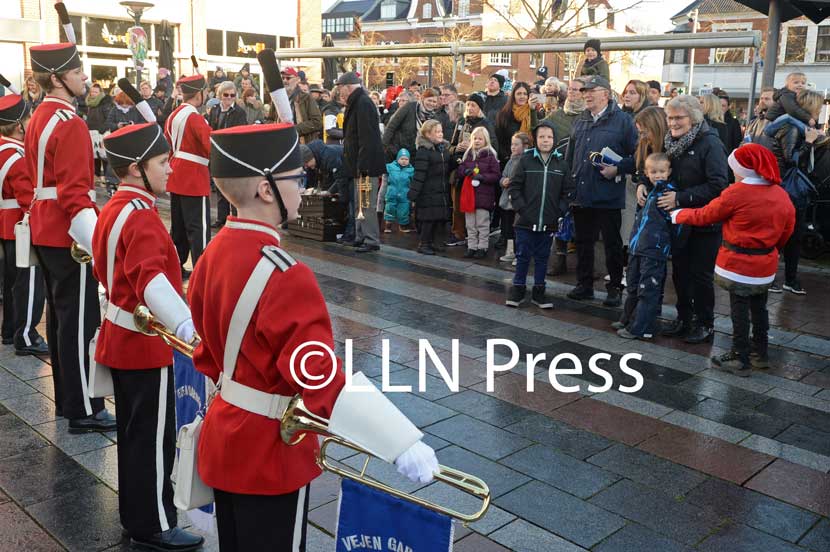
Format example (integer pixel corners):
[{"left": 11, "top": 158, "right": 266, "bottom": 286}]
[{"left": 664, "top": 122, "right": 703, "bottom": 160}]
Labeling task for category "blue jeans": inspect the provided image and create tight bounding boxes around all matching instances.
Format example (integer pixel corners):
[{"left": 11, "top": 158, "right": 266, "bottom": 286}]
[
  {"left": 622, "top": 255, "right": 667, "bottom": 336},
  {"left": 513, "top": 227, "right": 554, "bottom": 287}
]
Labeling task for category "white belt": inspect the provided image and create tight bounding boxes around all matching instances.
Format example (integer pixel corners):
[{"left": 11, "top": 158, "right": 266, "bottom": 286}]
[
  {"left": 36, "top": 188, "right": 97, "bottom": 202},
  {"left": 174, "top": 151, "right": 210, "bottom": 166},
  {"left": 219, "top": 372, "right": 292, "bottom": 420},
  {"left": 0, "top": 199, "right": 20, "bottom": 210},
  {"left": 105, "top": 303, "right": 139, "bottom": 333}
]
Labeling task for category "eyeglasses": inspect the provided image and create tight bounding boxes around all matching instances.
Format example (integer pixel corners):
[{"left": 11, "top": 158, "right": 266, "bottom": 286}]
[
  {"left": 270, "top": 171, "right": 308, "bottom": 190},
  {"left": 667, "top": 115, "right": 690, "bottom": 122},
  {"left": 222, "top": 93, "right": 236, "bottom": 98}
]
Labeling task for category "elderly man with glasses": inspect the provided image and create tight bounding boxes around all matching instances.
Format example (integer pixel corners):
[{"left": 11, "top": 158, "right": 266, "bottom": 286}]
[
  {"left": 281, "top": 67, "right": 323, "bottom": 144},
  {"left": 208, "top": 81, "right": 248, "bottom": 227}
]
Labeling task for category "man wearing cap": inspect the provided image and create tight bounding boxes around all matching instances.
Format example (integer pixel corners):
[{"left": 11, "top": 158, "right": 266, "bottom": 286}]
[
  {"left": 0, "top": 94, "right": 48, "bottom": 357},
  {"left": 309, "top": 84, "right": 326, "bottom": 112},
  {"left": 26, "top": 40, "right": 116, "bottom": 432},
  {"left": 164, "top": 74, "right": 212, "bottom": 273},
  {"left": 282, "top": 66, "right": 322, "bottom": 144},
  {"left": 338, "top": 72, "right": 386, "bottom": 252},
  {"left": 93, "top": 122, "right": 203, "bottom": 552},
  {"left": 189, "top": 121, "right": 438, "bottom": 550},
  {"left": 565, "top": 75, "right": 638, "bottom": 307},
  {"left": 482, "top": 73, "right": 508, "bottom": 123}
]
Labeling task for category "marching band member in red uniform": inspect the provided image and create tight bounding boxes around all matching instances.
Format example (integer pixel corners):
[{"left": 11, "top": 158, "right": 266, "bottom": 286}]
[
  {"left": 25, "top": 41, "right": 115, "bottom": 432},
  {"left": 0, "top": 94, "right": 48, "bottom": 356},
  {"left": 163, "top": 74, "right": 212, "bottom": 274},
  {"left": 189, "top": 123, "right": 439, "bottom": 551},
  {"left": 92, "top": 121, "right": 204, "bottom": 551}
]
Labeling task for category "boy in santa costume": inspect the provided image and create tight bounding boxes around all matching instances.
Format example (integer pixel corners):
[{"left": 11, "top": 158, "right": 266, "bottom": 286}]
[{"left": 671, "top": 144, "right": 795, "bottom": 376}]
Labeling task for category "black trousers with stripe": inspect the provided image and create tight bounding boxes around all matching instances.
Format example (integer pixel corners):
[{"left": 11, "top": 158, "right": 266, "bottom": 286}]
[
  {"left": 110, "top": 366, "right": 177, "bottom": 537},
  {"left": 34, "top": 245, "right": 103, "bottom": 419},
  {"left": 214, "top": 485, "right": 309, "bottom": 551},
  {"left": 170, "top": 193, "right": 211, "bottom": 269},
  {"left": 1, "top": 240, "right": 46, "bottom": 348}
]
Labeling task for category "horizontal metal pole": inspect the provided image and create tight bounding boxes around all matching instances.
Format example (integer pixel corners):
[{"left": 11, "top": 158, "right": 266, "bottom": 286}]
[{"left": 273, "top": 31, "right": 761, "bottom": 59}]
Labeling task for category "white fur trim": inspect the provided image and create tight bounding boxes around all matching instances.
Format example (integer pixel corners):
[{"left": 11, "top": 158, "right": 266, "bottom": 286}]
[
  {"left": 328, "top": 372, "right": 423, "bottom": 463},
  {"left": 143, "top": 273, "right": 191, "bottom": 334},
  {"left": 670, "top": 208, "right": 683, "bottom": 224},
  {"left": 715, "top": 265, "right": 775, "bottom": 285},
  {"left": 68, "top": 207, "right": 97, "bottom": 255}
]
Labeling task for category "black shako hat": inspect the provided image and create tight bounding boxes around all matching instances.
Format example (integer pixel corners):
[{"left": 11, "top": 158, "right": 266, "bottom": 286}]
[
  {"left": 0, "top": 95, "right": 30, "bottom": 124},
  {"left": 179, "top": 74, "right": 206, "bottom": 93},
  {"left": 210, "top": 123, "right": 302, "bottom": 179},
  {"left": 30, "top": 42, "right": 82, "bottom": 74},
  {"left": 103, "top": 123, "right": 169, "bottom": 170}
]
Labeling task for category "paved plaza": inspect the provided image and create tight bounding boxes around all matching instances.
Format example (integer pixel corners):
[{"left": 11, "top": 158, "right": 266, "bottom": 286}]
[{"left": 1, "top": 194, "right": 829, "bottom": 551}]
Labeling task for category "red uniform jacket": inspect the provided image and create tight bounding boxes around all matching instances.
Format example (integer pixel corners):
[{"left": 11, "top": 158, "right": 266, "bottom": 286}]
[
  {"left": 673, "top": 180, "right": 795, "bottom": 285},
  {"left": 24, "top": 96, "right": 97, "bottom": 247},
  {"left": 188, "top": 218, "right": 346, "bottom": 495},
  {"left": 0, "top": 137, "right": 28, "bottom": 240},
  {"left": 164, "top": 104, "right": 211, "bottom": 197},
  {"left": 92, "top": 184, "right": 183, "bottom": 369}
]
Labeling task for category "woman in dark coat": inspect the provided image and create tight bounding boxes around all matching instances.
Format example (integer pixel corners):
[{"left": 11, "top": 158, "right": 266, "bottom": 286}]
[
  {"left": 408, "top": 120, "right": 452, "bottom": 255},
  {"left": 661, "top": 95, "right": 728, "bottom": 344},
  {"left": 104, "top": 91, "right": 143, "bottom": 132},
  {"left": 85, "top": 83, "right": 113, "bottom": 183}
]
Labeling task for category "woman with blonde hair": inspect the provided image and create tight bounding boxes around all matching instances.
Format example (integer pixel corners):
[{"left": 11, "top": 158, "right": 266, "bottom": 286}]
[
  {"left": 407, "top": 120, "right": 452, "bottom": 255},
  {"left": 621, "top": 80, "right": 651, "bottom": 116},
  {"left": 633, "top": 106, "right": 668, "bottom": 204},
  {"left": 457, "top": 126, "right": 501, "bottom": 257},
  {"left": 700, "top": 94, "right": 728, "bottom": 146},
  {"left": 24, "top": 76, "right": 45, "bottom": 111}
]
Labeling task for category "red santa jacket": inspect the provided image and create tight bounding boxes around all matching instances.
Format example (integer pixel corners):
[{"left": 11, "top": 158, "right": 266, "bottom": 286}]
[
  {"left": 164, "top": 103, "right": 211, "bottom": 196},
  {"left": 92, "top": 184, "right": 183, "bottom": 369},
  {"left": 0, "top": 137, "right": 27, "bottom": 240},
  {"left": 188, "top": 217, "right": 346, "bottom": 495},
  {"left": 24, "top": 96, "right": 97, "bottom": 248},
  {"left": 672, "top": 180, "right": 795, "bottom": 285}
]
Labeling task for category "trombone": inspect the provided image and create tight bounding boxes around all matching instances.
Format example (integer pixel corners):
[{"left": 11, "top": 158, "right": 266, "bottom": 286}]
[
  {"left": 281, "top": 394, "right": 491, "bottom": 523},
  {"left": 133, "top": 305, "right": 199, "bottom": 356},
  {"left": 355, "top": 175, "right": 372, "bottom": 221},
  {"left": 71, "top": 241, "right": 92, "bottom": 264}
]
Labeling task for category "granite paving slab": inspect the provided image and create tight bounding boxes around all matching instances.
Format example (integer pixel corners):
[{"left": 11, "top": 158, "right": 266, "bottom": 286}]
[
  {"left": 799, "top": 518, "right": 830, "bottom": 551},
  {"left": 0, "top": 411, "right": 49, "bottom": 460},
  {"left": 548, "top": 398, "right": 668, "bottom": 446},
  {"left": 697, "top": 522, "right": 806, "bottom": 552},
  {"left": 425, "top": 415, "right": 533, "bottom": 461},
  {"left": 746, "top": 460, "right": 830, "bottom": 517},
  {"left": 488, "top": 519, "right": 587, "bottom": 552},
  {"left": 0, "top": 501, "right": 64, "bottom": 552},
  {"left": 503, "top": 413, "right": 614, "bottom": 460},
  {"left": 436, "top": 389, "right": 536, "bottom": 428},
  {"left": 0, "top": 446, "right": 99, "bottom": 507},
  {"left": 592, "top": 523, "right": 693, "bottom": 552},
  {"left": 435, "top": 446, "right": 530, "bottom": 499}
]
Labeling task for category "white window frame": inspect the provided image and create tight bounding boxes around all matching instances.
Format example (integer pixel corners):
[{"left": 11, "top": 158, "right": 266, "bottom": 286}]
[
  {"left": 709, "top": 22, "right": 753, "bottom": 64},
  {"left": 423, "top": 2, "right": 432, "bottom": 19},
  {"left": 381, "top": 0, "right": 396, "bottom": 19},
  {"left": 783, "top": 23, "right": 809, "bottom": 64},
  {"left": 457, "top": 0, "right": 470, "bottom": 17},
  {"left": 488, "top": 52, "right": 512, "bottom": 66},
  {"left": 817, "top": 24, "right": 830, "bottom": 62}
]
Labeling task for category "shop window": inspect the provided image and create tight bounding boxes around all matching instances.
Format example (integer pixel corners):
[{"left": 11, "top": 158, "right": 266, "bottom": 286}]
[{"left": 785, "top": 26, "right": 807, "bottom": 63}]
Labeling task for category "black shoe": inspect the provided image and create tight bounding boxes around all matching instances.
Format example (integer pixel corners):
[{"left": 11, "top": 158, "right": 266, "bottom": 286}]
[
  {"left": 661, "top": 319, "right": 690, "bottom": 338},
  {"left": 711, "top": 351, "right": 750, "bottom": 376},
  {"left": 464, "top": 248, "right": 476, "bottom": 258},
  {"left": 336, "top": 236, "right": 356, "bottom": 245},
  {"left": 68, "top": 409, "right": 117, "bottom": 433},
  {"left": 431, "top": 243, "right": 446, "bottom": 253},
  {"left": 505, "top": 285, "right": 526, "bottom": 307},
  {"left": 130, "top": 527, "right": 205, "bottom": 551},
  {"left": 474, "top": 249, "right": 487, "bottom": 259},
  {"left": 15, "top": 338, "right": 49, "bottom": 356},
  {"left": 603, "top": 286, "right": 622, "bottom": 307},
  {"left": 418, "top": 245, "right": 435, "bottom": 255},
  {"left": 750, "top": 352, "right": 770, "bottom": 370},
  {"left": 355, "top": 244, "right": 380, "bottom": 253},
  {"left": 783, "top": 281, "right": 806, "bottom": 295},
  {"left": 567, "top": 285, "right": 594, "bottom": 301},
  {"left": 1, "top": 337, "right": 13, "bottom": 345},
  {"left": 685, "top": 324, "right": 714, "bottom": 344},
  {"left": 531, "top": 285, "right": 553, "bottom": 309},
  {"left": 550, "top": 255, "right": 567, "bottom": 276},
  {"left": 768, "top": 281, "right": 783, "bottom": 293},
  {"left": 446, "top": 236, "right": 466, "bottom": 246}
]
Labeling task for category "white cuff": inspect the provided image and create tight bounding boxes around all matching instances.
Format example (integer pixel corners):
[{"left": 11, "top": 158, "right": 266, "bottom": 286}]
[
  {"left": 143, "top": 273, "right": 191, "bottom": 334},
  {"left": 328, "top": 372, "right": 423, "bottom": 463},
  {"left": 670, "top": 208, "right": 683, "bottom": 224},
  {"left": 136, "top": 100, "right": 157, "bottom": 123},
  {"left": 69, "top": 207, "right": 97, "bottom": 254},
  {"left": 269, "top": 89, "right": 294, "bottom": 124}
]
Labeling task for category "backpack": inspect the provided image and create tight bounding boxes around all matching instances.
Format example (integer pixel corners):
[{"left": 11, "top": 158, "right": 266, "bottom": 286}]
[{"left": 782, "top": 150, "right": 817, "bottom": 210}]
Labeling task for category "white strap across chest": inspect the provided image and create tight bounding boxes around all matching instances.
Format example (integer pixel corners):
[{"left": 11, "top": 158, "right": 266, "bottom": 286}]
[
  {"left": 103, "top": 198, "right": 150, "bottom": 332},
  {"left": 0, "top": 144, "right": 23, "bottom": 201},
  {"left": 169, "top": 105, "right": 209, "bottom": 165}
]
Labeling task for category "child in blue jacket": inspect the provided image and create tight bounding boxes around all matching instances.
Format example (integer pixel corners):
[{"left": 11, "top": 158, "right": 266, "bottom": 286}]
[{"left": 384, "top": 148, "right": 415, "bottom": 232}]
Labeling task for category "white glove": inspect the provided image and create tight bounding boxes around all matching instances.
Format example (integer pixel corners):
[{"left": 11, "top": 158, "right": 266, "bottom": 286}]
[
  {"left": 394, "top": 441, "right": 438, "bottom": 484},
  {"left": 175, "top": 318, "right": 196, "bottom": 343},
  {"left": 471, "top": 179, "right": 480, "bottom": 188}
]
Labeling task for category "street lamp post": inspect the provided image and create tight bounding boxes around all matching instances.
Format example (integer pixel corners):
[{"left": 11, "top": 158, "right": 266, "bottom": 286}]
[{"left": 120, "top": 1, "right": 155, "bottom": 88}]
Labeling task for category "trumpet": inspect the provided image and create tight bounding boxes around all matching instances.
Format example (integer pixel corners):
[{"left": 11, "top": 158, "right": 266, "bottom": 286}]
[
  {"left": 133, "top": 305, "right": 199, "bottom": 356},
  {"left": 355, "top": 175, "right": 372, "bottom": 221},
  {"left": 281, "top": 394, "right": 491, "bottom": 523},
  {"left": 71, "top": 241, "right": 92, "bottom": 264}
]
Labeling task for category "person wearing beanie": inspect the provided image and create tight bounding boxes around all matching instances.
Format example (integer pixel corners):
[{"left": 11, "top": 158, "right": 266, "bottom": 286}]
[
  {"left": 209, "top": 65, "right": 230, "bottom": 92},
  {"left": 534, "top": 65, "right": 549, "bottom": 89},
  {"left": 93, "top": 120, "right": 204, "bottom": 551},
  {"left": 672, "top": 144, "right": 795, "bottom": 376},
  {"left": 383, "top": 148, "right": 415, "bottom": 232},
  {"left": 482, "top": 73, "right": 508, "bottom": 122},
  {"left": 189, "top": 122, "right": 438, "bottom": 550},
  {"left": 300, "top": 138, "right": 345, "bottom": 193},
  {"left": 233, "top": 62, "right": 260, "bottom": 97},
  {"left": 579, "top": 38, "right": 610, "bottom": 82}
]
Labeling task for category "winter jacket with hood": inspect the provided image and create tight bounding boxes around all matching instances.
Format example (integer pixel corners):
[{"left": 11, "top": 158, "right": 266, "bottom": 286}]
[
  {"left": 342, "top": 87, "right": 386, "bottom": 178},
  {"left": 407, "top": 135, "right": 452, "bottom": 222},
  {"left": 565, "top": 99, "right": 638, "bottom": 209},
  {"left": 579, "top": 55, "right": 610, "bottom": 82},
  {"left": 456, "top": 147, "right": 500, "bottom": 210},
  {"left": 672, "top": 178, "right": 795, "bottom": 286},
  {"left": 449, "top": 116, "right": 497, "bottom": 162},
  {"left": 483, "top": 91, "right": 508, "bottom": 123},
  {"left": 306, "top": 139, "right": 344, "bottom": 192},
  {"left": 766, "top": 87, "right": 814, "bottom": 124},
  {"left": 629, "top": 180, "right": 679, "bottom": 260},
  {"left": 385, "top": 149, "right": 415, "bottom": 201},
  {"left": 509, "top": 141, "right": 573, "bottom": 232},
  {"left": 85, "top": 94, "right": 113, "bottom": 133},
  {"left": 544, "top": 107, "right": 580, "bottom": 148},
  {"left": 290, "top": 89, "right": 323, "bottom": 143},
  {"left": 383, "top": 101, "right": 450, "bottom": 162}
]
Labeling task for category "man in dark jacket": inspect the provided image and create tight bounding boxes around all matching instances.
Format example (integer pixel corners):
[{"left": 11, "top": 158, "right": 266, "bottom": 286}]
[
  {"left": 301, "top": 139, "right": 344, "bottom": 191},
  {"left": 382, "top": 88, "right": 449, "bottom": 161},
  {"left": 340, "top": 72, "right": 386, "bottom": 252},
  {"left": 718, "top": 93, "right": 743, "bottom": 155},
  {"left": 208, "top": 81, "right": 248, "bottom": 226},
  {"left": 565, "top": 76, "right": 638, "bottom": 307},
  {"left": 482, "top": 74, "right": 508, "bottom": 122}
]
